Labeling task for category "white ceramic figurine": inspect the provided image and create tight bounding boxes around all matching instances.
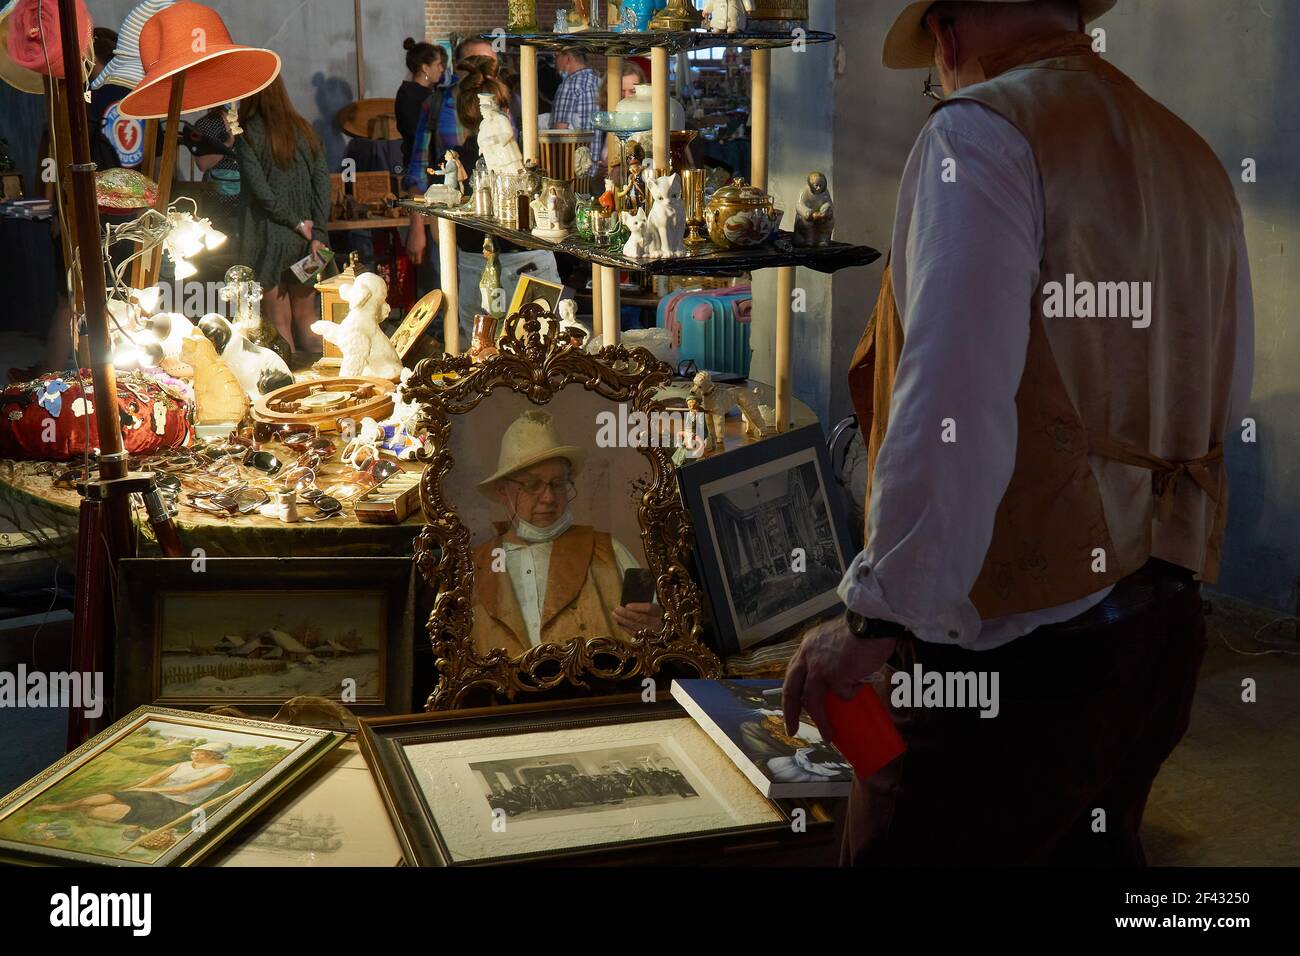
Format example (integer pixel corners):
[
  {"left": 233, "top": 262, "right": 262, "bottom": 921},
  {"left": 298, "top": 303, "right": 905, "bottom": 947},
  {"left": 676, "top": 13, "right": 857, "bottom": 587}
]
[
  {"left": 794, "top": 171, "right": 836, "bottom": 247},
  {"left": 645, "top": 170, "right": 686, "bottom": 259},
  {"left": 197, "top": 313, "right": 294, "bottom": 398},
  {"left": 703, "top": 0, "right": 753, "bottom": 33},
  {"left": 477, "top": 93, "right": 525, "bottom": 175},
  {"left": 622, "top": 208, "right": 653, "bottom": 259},
  {"left": 311, "top": 272, "right": 404, "bottom": 380}
]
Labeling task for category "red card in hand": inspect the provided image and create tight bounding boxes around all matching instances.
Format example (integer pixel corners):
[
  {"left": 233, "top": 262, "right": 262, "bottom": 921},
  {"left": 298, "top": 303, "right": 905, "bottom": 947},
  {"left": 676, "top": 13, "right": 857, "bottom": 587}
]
[{"left": 823, "top": 684, "right": 906, "bottom": 780}]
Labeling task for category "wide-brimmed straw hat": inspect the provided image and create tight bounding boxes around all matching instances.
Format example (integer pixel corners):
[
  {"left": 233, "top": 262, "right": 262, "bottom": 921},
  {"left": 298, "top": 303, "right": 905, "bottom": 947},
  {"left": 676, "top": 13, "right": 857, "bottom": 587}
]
[
  {"left": 119, "top": 0, "right": 279, "bottom": 119},
  {"left": 477, "top": 410, "right": 586, "bottom": 501},
  {"left": 337, "top": 98, "right": 400, "bottom": 140},
  {"left": 91, "top": 0, "right": 175, "bottom": 91},
  {"left": 883, "top": 0, "right": 1116, "bottom": 69},
  {"left": 2, "top": 0, "right": 91, "bottom": 88}
]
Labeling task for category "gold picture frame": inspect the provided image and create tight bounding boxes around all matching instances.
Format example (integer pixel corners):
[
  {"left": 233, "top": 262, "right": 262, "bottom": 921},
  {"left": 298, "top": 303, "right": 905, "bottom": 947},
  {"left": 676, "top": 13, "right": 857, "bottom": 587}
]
[
  {"left": 389, "top": 289, "right": 445, "bottom": 364},
  {"left": 403, "top": 304, "right": 721, "bottom": 709},
  {"left": 507, "top": 274, "right": 565, "bottom": 322}
]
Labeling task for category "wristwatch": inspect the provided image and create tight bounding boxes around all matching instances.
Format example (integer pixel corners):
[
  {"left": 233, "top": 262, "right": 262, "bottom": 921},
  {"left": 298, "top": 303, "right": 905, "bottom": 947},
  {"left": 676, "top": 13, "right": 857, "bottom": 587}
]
[{"left": 844, "top": 608, "right": 908, "bottom": 640}]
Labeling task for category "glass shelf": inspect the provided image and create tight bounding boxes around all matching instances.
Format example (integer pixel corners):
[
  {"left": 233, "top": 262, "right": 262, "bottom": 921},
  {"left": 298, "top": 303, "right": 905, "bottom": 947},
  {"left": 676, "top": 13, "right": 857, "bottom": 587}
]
[
  {"left": 400, "top": 200, "right": 879, "bottom": 278},
  {"left": 480, "top": 28, "right": 836, "bottom": 57}
]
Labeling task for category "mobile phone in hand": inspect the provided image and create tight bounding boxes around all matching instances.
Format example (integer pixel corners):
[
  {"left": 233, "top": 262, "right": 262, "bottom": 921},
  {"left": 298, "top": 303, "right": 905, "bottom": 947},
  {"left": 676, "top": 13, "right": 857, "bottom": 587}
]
[{"left": 620, "top": 568, "right": 657, "bottom": 607}]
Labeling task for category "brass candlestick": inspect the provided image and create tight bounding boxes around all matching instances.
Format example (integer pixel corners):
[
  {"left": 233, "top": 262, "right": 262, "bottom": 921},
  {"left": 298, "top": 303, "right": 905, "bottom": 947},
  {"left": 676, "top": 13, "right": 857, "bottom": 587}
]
[
  {"left": 651, "top": 0, "right": 702, "bottom": 31},
  {"left": 681, "top": 167, "right": 709, "bottom": 248}
]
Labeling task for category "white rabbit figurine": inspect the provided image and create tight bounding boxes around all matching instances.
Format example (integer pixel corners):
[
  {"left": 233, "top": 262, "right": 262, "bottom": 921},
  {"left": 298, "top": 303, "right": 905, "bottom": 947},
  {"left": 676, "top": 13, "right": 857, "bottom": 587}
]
[
  {"left": 622, "top": 208, "right": 655, "bottom": 260},
  {"left": 311, "top": 272, "right": 404, "bottom": 380},
  {"left": 645, "top": 170, "right": 686, "bottom": 259}
]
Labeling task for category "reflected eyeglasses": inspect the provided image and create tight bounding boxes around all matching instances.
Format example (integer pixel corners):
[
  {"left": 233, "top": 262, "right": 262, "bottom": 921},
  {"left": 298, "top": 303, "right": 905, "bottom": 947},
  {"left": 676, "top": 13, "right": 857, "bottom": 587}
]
[{"left": 504, "top": 478, "right": 577, "bottom": 499}]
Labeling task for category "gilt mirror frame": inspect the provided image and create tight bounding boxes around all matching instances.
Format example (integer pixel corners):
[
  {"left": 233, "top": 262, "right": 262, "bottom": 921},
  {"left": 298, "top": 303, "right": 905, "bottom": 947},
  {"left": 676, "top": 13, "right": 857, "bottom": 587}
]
[{"left": 404, "top": 303, "right": 722, "bottom": 709}]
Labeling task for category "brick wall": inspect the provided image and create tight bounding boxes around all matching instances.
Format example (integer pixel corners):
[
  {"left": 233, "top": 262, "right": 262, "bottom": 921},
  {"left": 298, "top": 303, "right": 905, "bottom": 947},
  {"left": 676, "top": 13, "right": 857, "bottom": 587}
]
[{"left": 425, "top": 1, "right": 579, "bottom": 42}]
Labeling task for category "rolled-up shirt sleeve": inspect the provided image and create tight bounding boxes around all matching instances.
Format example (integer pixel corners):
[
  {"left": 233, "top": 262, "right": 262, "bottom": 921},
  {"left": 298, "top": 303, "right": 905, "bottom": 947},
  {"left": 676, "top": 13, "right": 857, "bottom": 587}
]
[{"left": 838, "top": 103, "right": 1044, "bottom": 647}]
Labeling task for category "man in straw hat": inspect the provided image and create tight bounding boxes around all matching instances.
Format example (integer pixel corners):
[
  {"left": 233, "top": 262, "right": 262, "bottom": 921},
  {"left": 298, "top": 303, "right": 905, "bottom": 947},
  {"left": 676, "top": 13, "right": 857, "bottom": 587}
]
[
  {"left": 470, "top": 410, "right": 658, "bottom": 656},
  {"left": 784, "top": 1, "right": 1253, "bottom": 865}
]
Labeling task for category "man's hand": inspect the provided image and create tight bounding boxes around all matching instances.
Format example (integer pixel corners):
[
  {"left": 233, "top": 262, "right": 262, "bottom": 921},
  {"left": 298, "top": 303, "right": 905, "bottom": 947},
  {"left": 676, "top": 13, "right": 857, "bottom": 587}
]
[
  {"left": 614, "top": 602, "right": 660, "bottom": 637},
  {"left": 407, "top": 224, "right": 426, "bottom": 264},
  {"left": 782, "top": 616, "right": 896, "bottom": 740}
]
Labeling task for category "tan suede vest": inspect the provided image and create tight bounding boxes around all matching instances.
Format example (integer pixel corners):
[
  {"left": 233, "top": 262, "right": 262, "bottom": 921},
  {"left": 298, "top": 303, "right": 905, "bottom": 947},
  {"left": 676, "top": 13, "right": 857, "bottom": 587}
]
[
  {"left": 849, "top": 33, "right": 1240, "bottom": 619},
  {"left": 469, "top": 524, "right": 626, "bottom": 657}
]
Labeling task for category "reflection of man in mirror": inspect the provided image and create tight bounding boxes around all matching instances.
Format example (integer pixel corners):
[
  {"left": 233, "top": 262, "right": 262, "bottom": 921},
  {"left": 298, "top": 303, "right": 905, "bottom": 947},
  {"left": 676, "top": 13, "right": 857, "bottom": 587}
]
[{"left": 470, "top": 411, "right": 659, "bottom": 655}]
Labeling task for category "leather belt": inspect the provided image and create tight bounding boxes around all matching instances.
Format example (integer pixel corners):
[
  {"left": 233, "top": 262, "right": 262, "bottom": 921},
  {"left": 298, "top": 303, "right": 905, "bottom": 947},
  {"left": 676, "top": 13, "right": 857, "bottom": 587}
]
[{"left": 1048, "top": 558, "right": 1198, "bottom": 634}]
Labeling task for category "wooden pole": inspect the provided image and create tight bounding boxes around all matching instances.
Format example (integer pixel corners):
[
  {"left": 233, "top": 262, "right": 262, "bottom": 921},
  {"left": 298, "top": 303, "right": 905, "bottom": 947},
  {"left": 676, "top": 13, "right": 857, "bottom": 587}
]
[
  {"left": 651, "top": 47, "right": 670, "bottom": 174},
  {"left": 55, "top": 0, "right": 135, "bottom": 745},
  {"left": 775, "top": 265, "right": 794, "bottom": 431},
  {"left": 48, "top": 79, "right": 81, "bottom": 312},
  {"left": 354, "top": 0, "right": 366, "bottom": 99},
  {"left": 438, "top": 217, "right": 459, "bottom": 354},
  {"left": 600, "top": 264, "right": 619, "bottom": 346},
  {"left": 520, "top": 44, "right": 539, "bottom": 165},
  {"left": 140, "top": 75, "right": 186, "bottom": 289},
  {"left": 750, "top": 47, "right": 770, "bottom": 190},
  {"left": 591, "top": 263, "right": 603, "bottom": 332},
  {"left": 129, "top": 119, "right": 161, "bottom": 290}
]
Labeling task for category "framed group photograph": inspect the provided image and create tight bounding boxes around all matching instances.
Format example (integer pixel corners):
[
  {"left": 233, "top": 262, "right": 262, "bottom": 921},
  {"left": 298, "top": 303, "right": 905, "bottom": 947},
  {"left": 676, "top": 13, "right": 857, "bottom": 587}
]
[
  {"left": 115, "top": 557, "right": 416, "bottom": 718},
  {"left": 359, "top": 696, "right": 803, "bottom": 866},
  {"left": 677, "top": 424, "right": 855, "bottom": 655},
  {"left": 0, "top": 707, "right": 344, "bottom": 867},
  {"left": 506, "top": 274, "right": 565, "bottom": 320}
]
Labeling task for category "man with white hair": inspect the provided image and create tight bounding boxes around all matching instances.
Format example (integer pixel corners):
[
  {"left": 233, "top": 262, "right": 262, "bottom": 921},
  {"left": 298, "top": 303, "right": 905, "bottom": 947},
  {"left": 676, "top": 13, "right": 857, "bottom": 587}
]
[
  {"left": 470, "top": 411, "right": 660, "bottom": 656},
  {"left": 784, "top": 0, "right": 1252, "bottom": 864}
]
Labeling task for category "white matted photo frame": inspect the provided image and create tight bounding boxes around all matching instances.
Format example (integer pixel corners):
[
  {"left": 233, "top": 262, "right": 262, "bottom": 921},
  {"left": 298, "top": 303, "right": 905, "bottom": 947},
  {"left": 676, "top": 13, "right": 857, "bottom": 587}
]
[
  {"left": 0, "top": 707, "right": 345, "bottom": 867},
  {"left": 359, "top": 696, "right": 815, "bottom": 866},
  {"left": 677, "top": 424, "right": 855, "bottom": 656},
  {"left": 115, "top": 557, "right": 416, "bottom": 718}
]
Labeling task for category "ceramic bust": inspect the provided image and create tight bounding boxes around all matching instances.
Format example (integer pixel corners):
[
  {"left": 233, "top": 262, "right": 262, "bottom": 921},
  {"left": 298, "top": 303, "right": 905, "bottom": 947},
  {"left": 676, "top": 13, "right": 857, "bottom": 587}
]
[{"left": 794, "top": 170, "right": 835, "bottom": 247}]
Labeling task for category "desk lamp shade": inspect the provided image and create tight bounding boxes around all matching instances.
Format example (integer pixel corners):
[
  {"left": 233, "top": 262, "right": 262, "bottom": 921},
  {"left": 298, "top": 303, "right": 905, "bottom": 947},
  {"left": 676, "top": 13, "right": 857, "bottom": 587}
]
[{"left": 119, "top": 1, "right": 280, "bottom": 119}]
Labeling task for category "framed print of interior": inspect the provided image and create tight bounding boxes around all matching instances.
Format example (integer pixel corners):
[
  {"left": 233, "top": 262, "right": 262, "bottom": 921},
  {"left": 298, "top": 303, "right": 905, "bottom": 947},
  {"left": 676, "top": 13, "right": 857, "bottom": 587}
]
[
  {"left": 677, "top": 424, "right": 855, "bottom": 656},
  {"left": 115, "top": 557, "right": 416, "bottom": 718},
  {"left": 359, "top": 695, "right": 798, "bottom": 866},
  {"left": 0, "top": 706, "right": 344, "bottom": 867}
]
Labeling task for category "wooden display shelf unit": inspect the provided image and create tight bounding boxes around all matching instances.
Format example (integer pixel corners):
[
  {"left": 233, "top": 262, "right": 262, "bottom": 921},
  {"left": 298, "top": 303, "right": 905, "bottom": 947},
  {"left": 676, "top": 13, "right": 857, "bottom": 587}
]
[
  {"left": 398, "top": 200, "right": 879, "bottom": 278},
  {"left": 425, "top": 25, "right": 869, "bottom": 432}
]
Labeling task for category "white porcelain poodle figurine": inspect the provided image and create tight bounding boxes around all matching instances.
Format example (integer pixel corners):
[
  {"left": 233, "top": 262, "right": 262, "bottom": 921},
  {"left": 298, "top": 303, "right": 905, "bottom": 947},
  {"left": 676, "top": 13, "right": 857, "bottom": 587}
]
[
  {"left": 645, "top": 170, "right": 686, "bottom": 259},
  {"left": 703, "top": 0, "right": 753, "bottom": 33},
  {"left": 311, "top": 272, "right": 404, "bottom": 380},
  {"left": 622, "top": 208, "right": 653, "bottom": 259}
]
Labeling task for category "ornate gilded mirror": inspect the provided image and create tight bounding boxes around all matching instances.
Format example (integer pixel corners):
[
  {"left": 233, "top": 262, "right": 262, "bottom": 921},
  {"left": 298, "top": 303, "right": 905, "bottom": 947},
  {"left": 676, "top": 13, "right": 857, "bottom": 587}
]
[{"left": 404, "top": 304, "right": 721, "bottom": 709}]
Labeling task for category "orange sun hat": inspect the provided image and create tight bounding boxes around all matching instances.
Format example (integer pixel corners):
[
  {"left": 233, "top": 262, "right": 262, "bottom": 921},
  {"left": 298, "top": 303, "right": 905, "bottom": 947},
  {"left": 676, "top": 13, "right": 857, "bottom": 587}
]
[{"left": 119, "top": 0, "right": 279, "bottom": 119}]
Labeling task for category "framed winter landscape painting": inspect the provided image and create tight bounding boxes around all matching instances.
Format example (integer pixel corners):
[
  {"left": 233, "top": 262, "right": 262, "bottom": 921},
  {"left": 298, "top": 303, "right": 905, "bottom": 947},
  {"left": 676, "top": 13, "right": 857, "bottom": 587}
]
[{"left": 116, "top": 558, "right": 415, "bottom": 717}]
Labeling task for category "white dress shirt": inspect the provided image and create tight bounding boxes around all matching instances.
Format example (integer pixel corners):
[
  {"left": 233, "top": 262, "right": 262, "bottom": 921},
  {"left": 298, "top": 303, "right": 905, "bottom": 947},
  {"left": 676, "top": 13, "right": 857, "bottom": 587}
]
[
  {"left": 838, "top": 100, "right": 1255, "bottom": 651},
  {"left": 503, "top": 535, "right": 641, "bottom": 648}
]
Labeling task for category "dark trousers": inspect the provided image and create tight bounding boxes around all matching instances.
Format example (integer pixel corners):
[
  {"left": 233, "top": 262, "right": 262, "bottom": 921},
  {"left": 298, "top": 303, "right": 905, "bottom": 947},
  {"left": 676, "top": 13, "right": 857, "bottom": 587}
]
[{"left": 842, "top": 560, "right": 1207, "bottom": 866}]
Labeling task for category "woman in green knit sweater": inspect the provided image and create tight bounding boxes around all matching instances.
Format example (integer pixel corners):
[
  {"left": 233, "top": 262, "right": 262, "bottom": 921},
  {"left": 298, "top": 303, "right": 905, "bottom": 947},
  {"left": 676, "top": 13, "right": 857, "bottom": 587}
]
[{"left": 236, "top": 76, "right": 330, "bottom": 354}]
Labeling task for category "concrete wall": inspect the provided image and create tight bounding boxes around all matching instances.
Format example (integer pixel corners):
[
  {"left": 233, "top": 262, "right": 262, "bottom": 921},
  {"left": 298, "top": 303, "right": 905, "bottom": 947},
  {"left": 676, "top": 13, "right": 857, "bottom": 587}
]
[{"left": 764, "top": 0, "right": 1299, "bottom": 614}]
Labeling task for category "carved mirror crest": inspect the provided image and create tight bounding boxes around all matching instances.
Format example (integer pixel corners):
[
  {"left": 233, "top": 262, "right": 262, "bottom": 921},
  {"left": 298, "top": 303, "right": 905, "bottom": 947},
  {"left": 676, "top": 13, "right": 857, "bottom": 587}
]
[{"left": 404, "top": 304, "right": 721, "bottom": 709}]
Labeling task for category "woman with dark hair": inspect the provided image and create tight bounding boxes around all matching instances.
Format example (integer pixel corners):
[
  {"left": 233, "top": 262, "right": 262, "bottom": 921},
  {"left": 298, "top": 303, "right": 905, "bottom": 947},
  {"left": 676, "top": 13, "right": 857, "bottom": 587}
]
[
  {"left": 235, "top": 75, "right": 331, "bottom": 354},
  {"left": 396, "top": 37, "right": 448, "bottom": 177},
  {"left": 452, "top": 54, "right": 514, "bottom": 172}
]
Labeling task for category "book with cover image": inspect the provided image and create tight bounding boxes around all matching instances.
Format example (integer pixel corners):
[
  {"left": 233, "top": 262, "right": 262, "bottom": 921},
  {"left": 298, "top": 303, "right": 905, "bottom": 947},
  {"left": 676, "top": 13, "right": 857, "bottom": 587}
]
[{"left": 671, "top": 679, "right": 854, "bottom": 798}]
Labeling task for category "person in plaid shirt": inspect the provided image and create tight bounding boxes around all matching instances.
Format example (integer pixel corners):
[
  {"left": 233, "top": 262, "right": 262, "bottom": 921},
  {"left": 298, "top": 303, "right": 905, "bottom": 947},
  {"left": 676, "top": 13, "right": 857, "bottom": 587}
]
[{"left": 551, "top": 47, "right": 600, "bottom": 144}]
